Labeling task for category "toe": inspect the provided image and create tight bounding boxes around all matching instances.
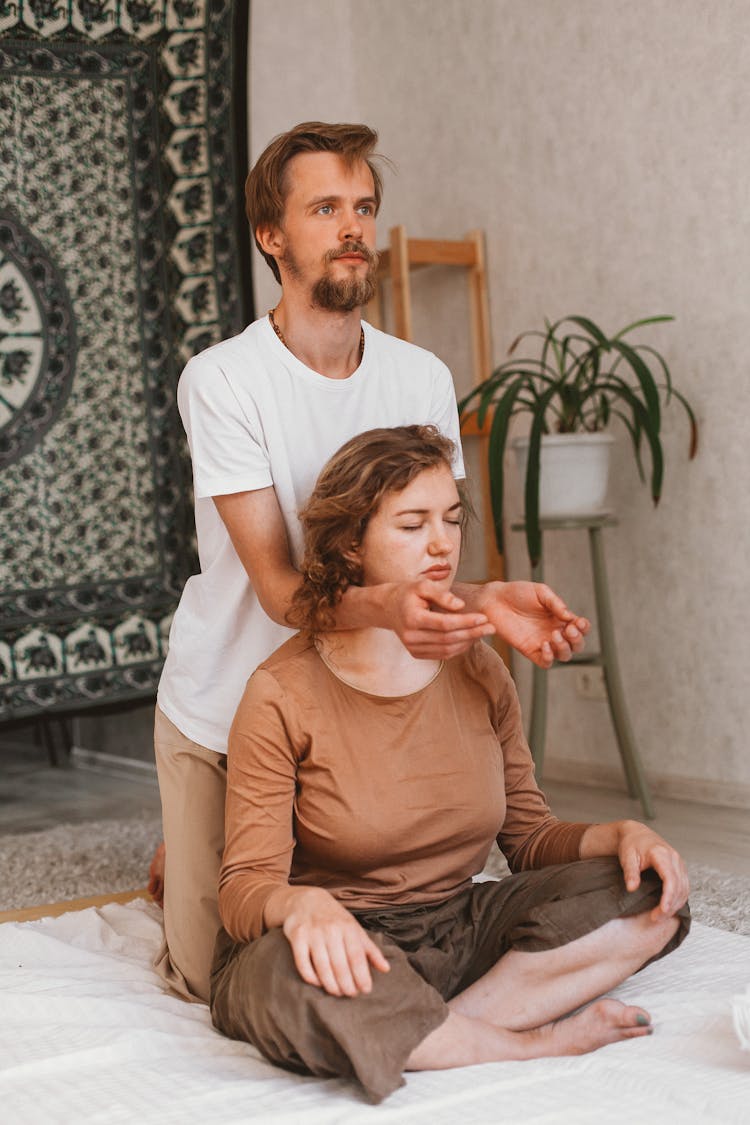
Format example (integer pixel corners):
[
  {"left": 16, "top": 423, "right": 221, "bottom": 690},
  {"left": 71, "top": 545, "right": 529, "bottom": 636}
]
[{"left": 625, "top": 1005, "right": 651, "bottom": 1029}]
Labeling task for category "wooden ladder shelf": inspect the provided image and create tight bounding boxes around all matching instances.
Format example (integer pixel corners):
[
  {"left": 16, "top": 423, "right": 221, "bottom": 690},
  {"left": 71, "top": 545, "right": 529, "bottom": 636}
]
[{"left": 367, "top": 225, "right": 509, "bottom": 664}]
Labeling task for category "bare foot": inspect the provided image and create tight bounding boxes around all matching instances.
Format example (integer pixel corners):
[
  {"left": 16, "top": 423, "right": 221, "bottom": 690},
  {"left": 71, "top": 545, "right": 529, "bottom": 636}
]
[
  {"left": 147, "top": 841, "right": 165, "bottom": 908},
  {"left": 406, "top": 998, "right": 653, "bottom": 1072},
  {"left": 536, "top": 998, "right": 652, "bottom": 1057}
]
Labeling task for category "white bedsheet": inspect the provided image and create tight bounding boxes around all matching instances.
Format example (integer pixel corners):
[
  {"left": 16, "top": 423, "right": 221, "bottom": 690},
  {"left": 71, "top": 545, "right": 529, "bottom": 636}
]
[{"left": 0, "top": 902, "right": 747, "bottom": 1124}]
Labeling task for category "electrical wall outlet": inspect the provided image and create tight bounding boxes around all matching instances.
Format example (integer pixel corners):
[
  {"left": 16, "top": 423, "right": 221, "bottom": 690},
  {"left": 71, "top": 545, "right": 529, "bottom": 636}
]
[{"left": 575, "top": 667, "right": 608, "bottom": 701}]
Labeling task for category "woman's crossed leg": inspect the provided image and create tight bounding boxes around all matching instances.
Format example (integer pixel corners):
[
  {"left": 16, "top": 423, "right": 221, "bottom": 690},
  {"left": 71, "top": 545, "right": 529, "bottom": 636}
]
[{"left": 407, "top": 908, "right": 680, "bottom": 1070}]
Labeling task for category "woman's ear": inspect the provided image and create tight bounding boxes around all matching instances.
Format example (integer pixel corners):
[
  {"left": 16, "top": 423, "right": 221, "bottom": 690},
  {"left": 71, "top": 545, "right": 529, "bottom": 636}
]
[{"left": 342, "top": 540, "right": 361, "bottom": 566}]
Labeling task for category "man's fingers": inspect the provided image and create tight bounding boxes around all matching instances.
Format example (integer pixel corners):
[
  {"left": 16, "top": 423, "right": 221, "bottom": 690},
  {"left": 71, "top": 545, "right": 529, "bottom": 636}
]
[
  {"left": 536, "top": 583, "right": 575, "bottom": 619},
  {"left": 547, "top": 629, "right": 573, "bottom": 663},
  {"left": 414, "top": 607, "right": 491, "bottom": 633},
  {"left": 409, "top": 623, "right": 495, "bottom": 644},
  {"left": 412, "top": 583, "right": 491, "bottom": 626},
  {"left": 560, "top": 619, "right": 591, "bottom": 641},
  {"left": 560, "top": 624, "right": 586, "bottom": 653},
  {"left": 565, "top": 616, "right": 591, "bottom": 638},
  {"left": 405, "top": 610, "right": 493, "bottom": 636},
  {"left": 537, "top": 585, "right": 591, "bottom": 634},
  {"left": 403, "top": 627, "right": 494, "bottom": 660},
  {"left": 422, "top": 586, "right": 467, "bottom": 612}
]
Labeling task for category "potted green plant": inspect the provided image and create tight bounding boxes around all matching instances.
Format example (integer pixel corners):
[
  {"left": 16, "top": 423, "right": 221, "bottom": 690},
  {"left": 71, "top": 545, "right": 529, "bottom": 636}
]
[{"left": 458, "top": 315, "right": 698, "bottom": 567}]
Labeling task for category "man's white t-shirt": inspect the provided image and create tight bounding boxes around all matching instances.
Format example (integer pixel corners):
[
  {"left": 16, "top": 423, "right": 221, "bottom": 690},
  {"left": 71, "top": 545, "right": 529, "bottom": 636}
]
[{"left": 157, "top": 315, "right": 465, "bottom": 754}]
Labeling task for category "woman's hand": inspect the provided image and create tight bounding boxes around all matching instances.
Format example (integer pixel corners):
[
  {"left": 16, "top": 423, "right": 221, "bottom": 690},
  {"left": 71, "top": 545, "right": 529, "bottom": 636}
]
[
  {"left": 616, "top": 821, "right": 690, "bottom": 920},
  {"left": 580, "top": 820, "right": 689, "bottom": 920},
  {"left": 278, "top": 886, "right": 390, "bottom": 997}
]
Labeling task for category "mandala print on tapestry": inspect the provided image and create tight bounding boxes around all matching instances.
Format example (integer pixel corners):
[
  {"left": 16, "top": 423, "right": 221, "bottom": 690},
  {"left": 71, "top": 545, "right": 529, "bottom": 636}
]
[{"left": 0, "top": 1, "right": 252, "bottom": 720}]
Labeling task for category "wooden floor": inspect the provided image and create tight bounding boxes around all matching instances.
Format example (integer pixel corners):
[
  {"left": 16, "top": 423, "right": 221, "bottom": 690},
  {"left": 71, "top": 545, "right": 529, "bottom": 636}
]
[{"left": 0, "top": 738, "right": 161, "bottom": 834}]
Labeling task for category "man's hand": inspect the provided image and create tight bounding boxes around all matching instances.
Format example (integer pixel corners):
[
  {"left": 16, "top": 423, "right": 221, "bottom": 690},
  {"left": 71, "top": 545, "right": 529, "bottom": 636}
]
[
  {"left": 279, "top": 887, "right": 390, "bottom": 997},
  {"left": 580, "top": 820, "right": 689, "bottom": 921},
  {"left": 377, "top": 580, "right": 496, "bottom": 659},
  {"left": 461, "top": 581, "right": 590, "bottom": 668}
]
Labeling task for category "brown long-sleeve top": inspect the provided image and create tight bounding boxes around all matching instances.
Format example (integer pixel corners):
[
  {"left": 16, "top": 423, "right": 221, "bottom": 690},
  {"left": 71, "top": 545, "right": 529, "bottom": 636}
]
[{"left": 219, "top": 634, "right": 589, "bottom": 943}]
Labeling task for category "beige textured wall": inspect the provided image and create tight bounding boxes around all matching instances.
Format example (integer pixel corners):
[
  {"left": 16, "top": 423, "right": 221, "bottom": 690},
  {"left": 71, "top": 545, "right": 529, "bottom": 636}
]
[{"left": 250, "top": 0, "right": 750, "bottom": 806}]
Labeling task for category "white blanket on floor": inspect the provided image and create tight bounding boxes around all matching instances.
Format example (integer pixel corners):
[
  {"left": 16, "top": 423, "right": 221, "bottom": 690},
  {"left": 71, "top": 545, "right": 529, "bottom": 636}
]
[{"left": 0, "top": 902, "right": 747, "bottom": 1124}]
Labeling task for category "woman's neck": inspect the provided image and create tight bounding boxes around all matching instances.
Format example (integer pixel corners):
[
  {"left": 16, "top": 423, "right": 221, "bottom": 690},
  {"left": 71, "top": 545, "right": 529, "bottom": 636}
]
[{"left": 315, "top": 628, "right": 442, "bottom": 697}]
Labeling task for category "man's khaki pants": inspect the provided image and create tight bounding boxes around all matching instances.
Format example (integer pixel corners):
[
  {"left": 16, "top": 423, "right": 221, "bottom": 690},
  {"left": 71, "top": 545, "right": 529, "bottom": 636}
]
[{"left": 153, "top": 705, "right": 227, "bottom": 1003}]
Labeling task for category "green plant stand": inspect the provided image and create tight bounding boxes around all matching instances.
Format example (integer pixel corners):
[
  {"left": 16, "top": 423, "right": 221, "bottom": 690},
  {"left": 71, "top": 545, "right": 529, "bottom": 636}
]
[{"left": 511, "top": 514, "right": 655, "bottom": 819}]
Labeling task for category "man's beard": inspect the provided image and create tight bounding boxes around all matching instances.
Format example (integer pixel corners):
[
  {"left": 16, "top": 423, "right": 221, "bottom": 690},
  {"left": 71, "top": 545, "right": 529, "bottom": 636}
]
[
  {"left": 282, "top": 241, "right": 380, "bottom": 312},
  {"left": 312, "top": 271, "right": 376, "bottom": 312}
]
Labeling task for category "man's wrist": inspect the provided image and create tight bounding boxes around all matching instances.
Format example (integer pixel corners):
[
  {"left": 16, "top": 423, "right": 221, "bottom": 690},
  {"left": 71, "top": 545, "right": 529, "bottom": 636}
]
[
  {"left": 454, "top": 580, "right": 504, "bottom": 613},
  {"left": 337, "top": 581, "right": 394, "bottom": 631}
]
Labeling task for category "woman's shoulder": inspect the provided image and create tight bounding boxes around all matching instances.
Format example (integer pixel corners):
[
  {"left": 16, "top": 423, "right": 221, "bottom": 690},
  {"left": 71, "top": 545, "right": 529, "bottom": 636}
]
[
  {"left": 254, "top": 633, "right": 323, "bottom": 691},
  {"left": 233, "top": 634, "right": 323, "bottom": 737}
]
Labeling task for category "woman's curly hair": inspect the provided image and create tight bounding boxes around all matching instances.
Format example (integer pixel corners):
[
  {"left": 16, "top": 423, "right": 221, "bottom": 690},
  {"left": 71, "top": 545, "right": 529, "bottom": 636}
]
[{"left": 287, "top": 425, "right": 463, "bottom": 635}]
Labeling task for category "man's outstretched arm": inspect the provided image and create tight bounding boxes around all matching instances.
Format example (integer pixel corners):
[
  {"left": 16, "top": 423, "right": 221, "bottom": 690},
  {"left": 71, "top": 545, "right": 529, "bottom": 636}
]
[
  {"left": 213, "top": 489, "right": 491, "bottom": 653},
  {"left": 214, "top": 490, "right": 588, "bottom": 664}
]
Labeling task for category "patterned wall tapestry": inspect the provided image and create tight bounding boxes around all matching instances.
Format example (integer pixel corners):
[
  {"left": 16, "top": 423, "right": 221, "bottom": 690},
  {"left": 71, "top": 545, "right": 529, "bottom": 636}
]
[{"left": 0, "top": 1, "right": 252, "bottom": 721}]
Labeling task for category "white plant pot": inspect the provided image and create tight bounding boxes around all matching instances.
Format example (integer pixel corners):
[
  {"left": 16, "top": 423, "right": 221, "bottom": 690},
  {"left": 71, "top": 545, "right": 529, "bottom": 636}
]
[{"left": 511, "top": 432, "right": 615, "bottom": 518}]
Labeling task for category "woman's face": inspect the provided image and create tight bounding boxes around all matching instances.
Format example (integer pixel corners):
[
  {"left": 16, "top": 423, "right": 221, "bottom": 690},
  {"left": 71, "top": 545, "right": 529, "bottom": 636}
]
[{"left": 355, "top": 463, "right": 462, "bottom": 590}]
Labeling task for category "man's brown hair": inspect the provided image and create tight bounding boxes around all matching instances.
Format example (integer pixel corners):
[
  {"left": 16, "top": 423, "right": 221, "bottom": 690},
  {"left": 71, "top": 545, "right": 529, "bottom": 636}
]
[{"left": 245, "top": 121, "right": 384, "bottom": 283}]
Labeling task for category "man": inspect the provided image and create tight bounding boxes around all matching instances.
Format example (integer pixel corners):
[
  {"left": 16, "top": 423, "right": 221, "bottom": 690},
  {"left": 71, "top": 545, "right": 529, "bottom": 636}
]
[{"left": 153, "top": 122, "right": 589, "bottom": 1003}]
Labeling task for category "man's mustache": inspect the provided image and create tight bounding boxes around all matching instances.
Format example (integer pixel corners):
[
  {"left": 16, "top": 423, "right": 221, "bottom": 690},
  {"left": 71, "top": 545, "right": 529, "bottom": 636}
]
[{"left": 326, "top": 242, "right": 380, "bottom": 268}]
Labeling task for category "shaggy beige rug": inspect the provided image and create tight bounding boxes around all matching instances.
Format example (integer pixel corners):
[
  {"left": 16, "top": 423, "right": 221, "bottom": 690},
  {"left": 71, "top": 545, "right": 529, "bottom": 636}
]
[
  {"left": 0, "top": 815, "right": 162, "bottom": 909},
  {"left": 1, "top": 820, "right": 748, "bottom": 935}
]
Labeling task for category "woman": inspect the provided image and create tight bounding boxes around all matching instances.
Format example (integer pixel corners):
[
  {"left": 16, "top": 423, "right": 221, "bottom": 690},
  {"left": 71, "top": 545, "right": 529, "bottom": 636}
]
[{"left": 210, "top": 425, "right": 690, "bottom": 1103}]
